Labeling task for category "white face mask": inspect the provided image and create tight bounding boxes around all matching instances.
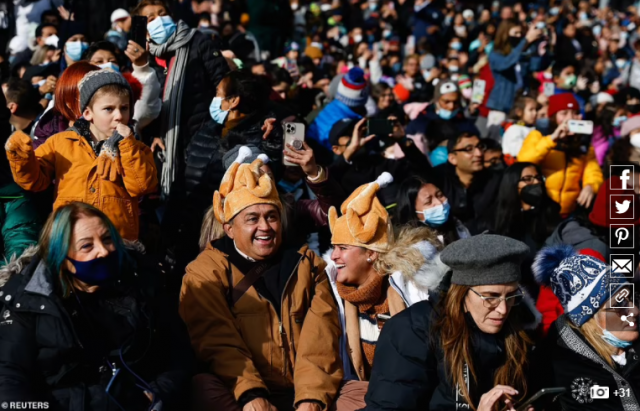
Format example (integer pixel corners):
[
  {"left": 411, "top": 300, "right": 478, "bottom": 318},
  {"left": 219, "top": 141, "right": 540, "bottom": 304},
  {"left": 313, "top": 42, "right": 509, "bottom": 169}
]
[
  {"left": 354, "top": 34, "right": 363, "bottom": 43},
  {"left": 630, "top": 133, "right": 640, "bottom": 148}
]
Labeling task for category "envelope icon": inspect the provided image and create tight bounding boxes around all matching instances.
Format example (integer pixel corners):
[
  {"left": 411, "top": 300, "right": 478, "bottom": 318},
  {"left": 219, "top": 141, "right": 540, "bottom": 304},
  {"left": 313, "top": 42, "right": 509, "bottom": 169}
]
[{"left": 612, "top": 259, "right": 632, "bottom": 274}]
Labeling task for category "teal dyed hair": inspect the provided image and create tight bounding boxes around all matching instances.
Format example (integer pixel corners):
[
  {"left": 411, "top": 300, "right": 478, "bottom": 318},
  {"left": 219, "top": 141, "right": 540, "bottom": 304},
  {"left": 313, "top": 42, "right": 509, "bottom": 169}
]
[{"left": 40, "top": 202, "right": 128, "bottom": 297}]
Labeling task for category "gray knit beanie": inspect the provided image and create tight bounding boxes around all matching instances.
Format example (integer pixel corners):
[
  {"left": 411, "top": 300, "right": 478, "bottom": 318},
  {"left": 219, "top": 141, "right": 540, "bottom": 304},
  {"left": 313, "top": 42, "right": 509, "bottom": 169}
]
[
  {"left": 222, "top": 145, "right": 267, "bottom": 170},
  {"left": 440, "top": 234, "right": 529, "bottom": 286},
  {"left": 78, "top": 69, "right": 132, "bottom": 112}
]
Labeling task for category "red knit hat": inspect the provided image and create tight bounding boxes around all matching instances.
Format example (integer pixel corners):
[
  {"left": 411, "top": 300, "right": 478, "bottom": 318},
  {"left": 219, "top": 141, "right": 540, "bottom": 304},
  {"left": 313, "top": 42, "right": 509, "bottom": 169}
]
[
  {"left": 589, "top": 176, "right": 640, "bottom": 227},
  {"left": 548, "top": 93, "right": 579, "bottom": 118}
]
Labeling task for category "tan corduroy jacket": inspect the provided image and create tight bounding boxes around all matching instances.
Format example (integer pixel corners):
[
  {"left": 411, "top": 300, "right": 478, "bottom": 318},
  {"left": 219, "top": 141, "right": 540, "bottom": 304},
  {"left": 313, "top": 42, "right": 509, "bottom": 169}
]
[{"left": 179, "top": 242, "right": 343, "bottom": 408}]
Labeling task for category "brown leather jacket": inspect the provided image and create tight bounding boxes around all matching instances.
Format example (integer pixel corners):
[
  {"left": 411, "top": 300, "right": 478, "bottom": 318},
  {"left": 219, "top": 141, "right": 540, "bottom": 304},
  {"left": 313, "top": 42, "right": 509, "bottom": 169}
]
[{"left": 179, "top": 239, "right": 343, "bottom": 408}]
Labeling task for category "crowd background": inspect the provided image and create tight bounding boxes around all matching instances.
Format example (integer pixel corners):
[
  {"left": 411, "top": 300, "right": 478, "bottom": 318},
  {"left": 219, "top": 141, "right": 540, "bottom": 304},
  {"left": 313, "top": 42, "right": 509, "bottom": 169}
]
[{"left": 0, "top": 0, "right": 637, "bottom": 410}]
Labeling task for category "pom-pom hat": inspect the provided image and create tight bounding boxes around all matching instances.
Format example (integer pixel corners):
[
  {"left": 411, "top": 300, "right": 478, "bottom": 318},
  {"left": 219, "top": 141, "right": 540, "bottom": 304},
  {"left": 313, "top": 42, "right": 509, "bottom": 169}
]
[
  {"left": 533, "top": 245, "right": 628, "bottom": 326},
  {"left": 329, "top": 172, "right": 393, "bottom": 252},
  {"left": 213, "top": 146, "right": 282, "bottom": 224},
  {"left": 336, "top": 67, "right": 369, "bottom": 108}
]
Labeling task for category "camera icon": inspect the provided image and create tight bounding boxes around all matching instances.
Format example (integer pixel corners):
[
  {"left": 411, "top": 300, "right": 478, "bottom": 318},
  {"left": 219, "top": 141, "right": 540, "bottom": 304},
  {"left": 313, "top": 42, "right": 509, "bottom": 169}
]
[{"left": 590, "top": 385, "right": 609, "bottom": 399}]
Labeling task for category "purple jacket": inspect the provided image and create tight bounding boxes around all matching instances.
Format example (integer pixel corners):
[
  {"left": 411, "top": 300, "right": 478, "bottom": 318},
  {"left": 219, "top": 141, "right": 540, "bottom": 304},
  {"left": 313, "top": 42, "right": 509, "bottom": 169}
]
[
  {"left": 33, "top": 111, "right": 68, "bottom": 149},
  {"left": 591, "top": 125, "right": 611, "bottom": 166}
]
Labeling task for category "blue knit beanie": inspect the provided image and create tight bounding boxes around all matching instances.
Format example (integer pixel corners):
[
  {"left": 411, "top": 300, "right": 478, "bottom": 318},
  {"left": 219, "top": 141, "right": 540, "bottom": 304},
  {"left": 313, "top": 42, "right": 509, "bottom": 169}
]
[{"left": 335, "top": 67, "right": 369, "bottom": 108}]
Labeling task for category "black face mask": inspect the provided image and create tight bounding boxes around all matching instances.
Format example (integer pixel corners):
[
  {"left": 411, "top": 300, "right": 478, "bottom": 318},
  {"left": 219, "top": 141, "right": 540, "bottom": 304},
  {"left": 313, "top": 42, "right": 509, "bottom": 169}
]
[
  {"left": 509, "top": 36, "right": 522, "bottom": 47},
  {"left": 490, "top": 162, "right": 506, "bottom": 172},
  {"left": 627, "top": 103, "right": 640, "bottom": 114},
  {"left": 520, "top": 183, "right": 544, "bottom": 207}
]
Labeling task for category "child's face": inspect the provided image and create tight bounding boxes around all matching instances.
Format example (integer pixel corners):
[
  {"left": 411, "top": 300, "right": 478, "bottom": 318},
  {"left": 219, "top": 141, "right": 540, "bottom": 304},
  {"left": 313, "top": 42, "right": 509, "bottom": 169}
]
[
  {"left": 83, "top": 93, "right": 130, "bottom": 139},
  {"left": 523, "top": 102, "right": 538, "bottom": 125}
]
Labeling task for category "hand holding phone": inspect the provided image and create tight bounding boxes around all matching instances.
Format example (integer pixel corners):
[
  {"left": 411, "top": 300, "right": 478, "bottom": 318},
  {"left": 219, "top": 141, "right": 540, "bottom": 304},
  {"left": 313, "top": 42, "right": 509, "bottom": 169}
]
[
  {"left": 514, "top": 387, "right": 566, "bottom": 411},
  {"left": 283, "top": 122, "right": 306, "bottom": 166}
]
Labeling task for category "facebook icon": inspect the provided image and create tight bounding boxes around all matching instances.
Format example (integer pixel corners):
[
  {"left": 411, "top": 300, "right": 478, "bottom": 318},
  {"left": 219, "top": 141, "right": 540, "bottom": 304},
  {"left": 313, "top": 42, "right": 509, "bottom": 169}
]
[
  {"left": 611, "top": 166, "right": 635, "bottom": 190},
  {"left": 622, "top": 169, "right": 631, "bottom": 190}
]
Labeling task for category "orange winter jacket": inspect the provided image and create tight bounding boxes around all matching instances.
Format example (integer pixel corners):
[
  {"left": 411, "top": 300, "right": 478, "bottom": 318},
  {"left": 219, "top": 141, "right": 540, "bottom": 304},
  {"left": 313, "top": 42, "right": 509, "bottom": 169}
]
[
  {"left": 517, "top": 130, "right": 603, "bottom": 215},
  {"left": 179, "top": 241, "right": 342, "bottom": 409},
  {"left": 6, "top": 130, "right": 157, "bottom": 240}
]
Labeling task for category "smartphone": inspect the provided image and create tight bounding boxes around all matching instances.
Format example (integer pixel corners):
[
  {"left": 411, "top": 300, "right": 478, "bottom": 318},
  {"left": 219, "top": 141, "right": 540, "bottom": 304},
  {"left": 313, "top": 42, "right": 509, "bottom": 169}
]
[
  {"left": 130, "top": 15, "right": 148, "bottom": 49},
  {"left": 283, "top": 122, "right": 305, "bottom": 166},
  {"left": 544, "top": 82, "right": 555, "bottom": 97},
  {"left": 471, "top": 79, "right": 486, "bottom": 104},
  {"left": 367, "top": 119, "right": 394, "bottom": 137},
  {"left": 568, "top": 120, "right": 594, "bottom": 135},
  {"left": 515, "top": 387, "right": 566, "bottom": 411}
]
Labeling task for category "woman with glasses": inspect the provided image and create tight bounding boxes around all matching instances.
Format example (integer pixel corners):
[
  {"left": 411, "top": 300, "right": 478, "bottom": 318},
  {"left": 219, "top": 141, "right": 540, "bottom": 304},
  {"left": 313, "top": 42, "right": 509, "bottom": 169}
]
[
  {"left": 363, "top": 235, "right": 539, "bottom": 411},
  {"left": 395, "top": 175, "right": 470, "bottom": 246},
  {"left": 492, "top": 163, "right": 561, "bottom": 295},
  {"left": 518, "top": 93, "right": 603, "bottom": 216},
  {"left": 534, "top": 245, "right": 639, "bottom": 411}
]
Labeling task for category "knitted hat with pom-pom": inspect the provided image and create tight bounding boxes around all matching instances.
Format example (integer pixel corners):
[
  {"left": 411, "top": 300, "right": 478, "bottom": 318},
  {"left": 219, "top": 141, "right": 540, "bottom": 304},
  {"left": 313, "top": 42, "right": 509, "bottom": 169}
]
[
  {"left": 533, "top": 245, "right": 627, "bottom": 326},
  {"left": 336, "top": 67, "right": 369, "bottom": 108},
  {"left": 329, "top": 172, "right": 393, "bottom": 252}
]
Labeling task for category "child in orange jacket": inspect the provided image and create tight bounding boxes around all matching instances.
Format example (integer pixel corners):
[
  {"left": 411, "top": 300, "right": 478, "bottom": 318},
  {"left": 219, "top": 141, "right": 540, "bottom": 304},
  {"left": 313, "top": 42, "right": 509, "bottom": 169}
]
[{"left": 5, "top": 69, "right": 157, "bottom": 240}]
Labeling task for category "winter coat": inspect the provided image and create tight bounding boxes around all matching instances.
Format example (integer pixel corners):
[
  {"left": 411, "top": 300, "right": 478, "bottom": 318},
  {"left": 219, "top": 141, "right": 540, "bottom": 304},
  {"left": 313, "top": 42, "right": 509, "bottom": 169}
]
[
  {"left": 324, "top": 241, "right": 450, "bottom": 382},
  {"left": 130, "top": 62, "right": 162, "bottom": 132},
  {"left": 517, "top": 130, "right": 603, "bottom": 215},
  {"left": 591, "top": 125, "right": 612, "bottom": 166},
  {"left": 544, "top": 218, "right": 608, "bottom": 260},
  {"left": 0, "top": 182, "right": 41, "bottom": 265},
  {"left": 0, "top": 245, "right": 194, "bottom": 411},
  {"left": 487, "top": 39, "right": 528, "bottom": 113},
  {"left": 179, "top": 237, "right": 342, "bottom": 408},
  {"left": 536, "top": 315, "right": 640, "bottom": 411},
  {"left": 5, "top": 128, "right": 158, "bottom": 240},
  {"left": 431, "top": 163, "right": 502, "bottom": 234},
  {"left": 362, "top": 300, "right": 537, "bottom": 411},
  {"left": 156, "top": 31, "right": 230, "bottom": 146},
  {"left": 308, "top": 99, "right": 363, "bottom": 151},
  {"left": 328, "top": 144, "right": 430, "bottom": 207}
]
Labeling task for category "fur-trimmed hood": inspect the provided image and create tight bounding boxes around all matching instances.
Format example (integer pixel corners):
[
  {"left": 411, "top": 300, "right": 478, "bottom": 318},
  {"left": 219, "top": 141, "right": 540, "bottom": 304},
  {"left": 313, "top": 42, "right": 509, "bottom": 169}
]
[{"left": 0, "top": 241, "right": 147, "bottom": 289}]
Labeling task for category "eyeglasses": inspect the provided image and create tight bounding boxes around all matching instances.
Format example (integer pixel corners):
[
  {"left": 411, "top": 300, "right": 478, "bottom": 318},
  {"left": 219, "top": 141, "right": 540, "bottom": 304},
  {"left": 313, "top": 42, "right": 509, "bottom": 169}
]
[
  {"left": 451, "top": 143, "right": 487, "bottom": 153},
  {"left": 469, "top": 288, "right": 524, "bottom": 308},
  {"left": 519, "top": 175, "right": 543, "bottom": 184}
]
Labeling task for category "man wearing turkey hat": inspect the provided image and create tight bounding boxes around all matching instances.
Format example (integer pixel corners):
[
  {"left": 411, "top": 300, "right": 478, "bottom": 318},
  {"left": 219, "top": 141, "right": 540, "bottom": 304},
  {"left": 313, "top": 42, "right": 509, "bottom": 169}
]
[{"left": 180, "top": 147, "right": 342, "bottom": 411}]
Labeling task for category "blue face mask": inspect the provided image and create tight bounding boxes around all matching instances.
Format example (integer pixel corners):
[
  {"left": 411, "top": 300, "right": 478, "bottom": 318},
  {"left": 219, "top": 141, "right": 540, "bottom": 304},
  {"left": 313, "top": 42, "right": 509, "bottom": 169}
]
[
  {"left": 613, "top": 116, "right": 627, "bottom": 128},
  {"left": 392, "top": 61, "right": 402, "bottom": 74},
  {"left": 450, "top": 42, "right": 462, "bottom": 51},
  {"left": 98, "top": 62, "right": 120, "bottom": 72},
  {"left": 147, "top": 15, "right": 177, "bottom": 45},
  {"left": 601, "top": 328, "right": 633, "bottom": 348},
  {"left": 209, "top": 97, "right": 229, "bottom": 124},
  {"left": 417, "top": 202, "right": 451, "bottom": 227},
  {"left": 469, "top": 38, "right": 481, "bottom": 51},
  {"left": 438, "top": 107, "right": 459, "bottom": 120},
  {"left": 616, "top": 59, "right": 628, "bottom": 70},
  {"left": 593, "top": 25, "right": 602, "bottom": 37},
  {"left": 66, "top": 41, "right": 89, "bottom": 62},
  {"left": 278, "top": 179, "right": 303, "bottom": 193},
  {"left": 66, "top": 253, "right": 120, "bottom": 286},
  {"left": 430, "top": 146, "right": 449, "bottom": 167}
]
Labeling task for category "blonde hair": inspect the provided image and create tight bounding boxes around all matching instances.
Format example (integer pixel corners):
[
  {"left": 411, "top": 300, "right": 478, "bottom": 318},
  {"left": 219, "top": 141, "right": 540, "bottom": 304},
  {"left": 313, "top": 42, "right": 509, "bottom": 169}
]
[
  {"left": 376, "top": 225, "right": 442, "bottom": 277},
  {"left": 570, "top": 314, "right": 616, "bottom": 368}
]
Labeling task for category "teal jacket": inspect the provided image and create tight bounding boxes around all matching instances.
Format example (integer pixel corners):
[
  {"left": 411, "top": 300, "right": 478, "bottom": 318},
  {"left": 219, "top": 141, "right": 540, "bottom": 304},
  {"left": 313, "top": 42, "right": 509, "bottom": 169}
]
[{"left": 0, "top": 183, "right": 41, "bottom": 265}]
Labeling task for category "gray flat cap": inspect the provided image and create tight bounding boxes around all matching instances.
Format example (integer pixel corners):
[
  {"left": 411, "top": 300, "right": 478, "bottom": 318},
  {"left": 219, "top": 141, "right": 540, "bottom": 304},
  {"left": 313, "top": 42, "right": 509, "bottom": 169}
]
[
  {"left": 222, "top": 144, "right": 266, "bottom": 170},
  {"left": 440, "top": 234, "right": 529, "bottom": 286}
]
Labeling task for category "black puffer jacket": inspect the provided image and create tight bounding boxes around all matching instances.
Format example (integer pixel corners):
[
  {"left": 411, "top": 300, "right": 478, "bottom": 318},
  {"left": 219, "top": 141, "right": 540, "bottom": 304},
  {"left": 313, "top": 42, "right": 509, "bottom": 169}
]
[
  {"left": 535, "top": 315, "right": 640, "bottom": 411},
  {"left": 0, "top": 246, "right": 194, "bottom": 411},
  {"left": 363, "top": 300, "right": 532, "bottom": 411}
]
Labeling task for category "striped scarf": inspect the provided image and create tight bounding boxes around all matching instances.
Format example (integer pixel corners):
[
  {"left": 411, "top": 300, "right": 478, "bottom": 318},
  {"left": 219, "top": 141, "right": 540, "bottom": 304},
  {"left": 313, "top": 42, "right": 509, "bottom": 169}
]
[{"left": 337, "top": 274, "right": 389, "bottom": 370}]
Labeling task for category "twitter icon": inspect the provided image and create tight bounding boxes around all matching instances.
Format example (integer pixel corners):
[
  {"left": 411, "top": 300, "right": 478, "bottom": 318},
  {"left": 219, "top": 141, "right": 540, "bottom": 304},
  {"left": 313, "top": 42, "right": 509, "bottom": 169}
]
[
  {"left": 611, "top": 194, "right": 635, "bottom": 220},
  {"left": 616, "top": 200, "right": 631, "bottom": 214}
]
